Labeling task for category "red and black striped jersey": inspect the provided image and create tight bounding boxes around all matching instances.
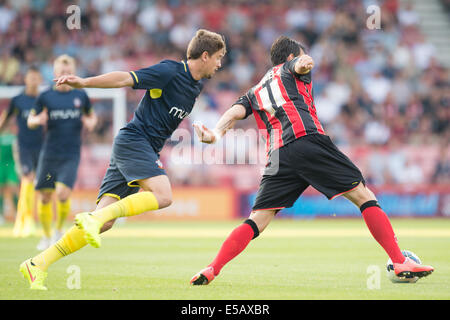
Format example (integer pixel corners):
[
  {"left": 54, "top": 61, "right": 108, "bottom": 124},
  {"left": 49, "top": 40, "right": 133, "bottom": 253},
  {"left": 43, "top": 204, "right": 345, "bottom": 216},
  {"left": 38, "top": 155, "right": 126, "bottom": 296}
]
[{"left": 233, "top": 57, "right": 325, "bottom": 155}]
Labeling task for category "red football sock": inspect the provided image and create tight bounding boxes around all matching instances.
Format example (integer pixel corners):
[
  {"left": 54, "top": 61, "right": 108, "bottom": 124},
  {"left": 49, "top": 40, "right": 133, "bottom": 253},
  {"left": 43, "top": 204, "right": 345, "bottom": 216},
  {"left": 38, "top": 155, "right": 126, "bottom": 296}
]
[
  {"left": 360, "top": 201, "right": 405, "bottom": 263},
  {"left": 209, "top": 219, "right": 259, "bottom": 276}
]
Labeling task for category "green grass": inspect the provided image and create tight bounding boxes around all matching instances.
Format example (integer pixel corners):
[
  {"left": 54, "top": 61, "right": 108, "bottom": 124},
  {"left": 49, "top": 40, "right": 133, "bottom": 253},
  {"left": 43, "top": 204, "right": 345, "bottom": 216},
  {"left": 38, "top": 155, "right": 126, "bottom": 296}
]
[{"left": 0, "top": 218, "right": 449, "bottom": 300}]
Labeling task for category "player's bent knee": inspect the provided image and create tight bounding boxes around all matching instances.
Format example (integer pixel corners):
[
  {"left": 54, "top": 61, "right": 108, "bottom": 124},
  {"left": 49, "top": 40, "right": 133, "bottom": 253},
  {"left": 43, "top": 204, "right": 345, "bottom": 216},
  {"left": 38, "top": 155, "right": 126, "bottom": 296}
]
[
  {"left": 365, "top": 187, "right": 377, "bottom": 200},
  {"left": 155, "top": 193, "right": 172, "bottom": 209},
  {"left": 100, "top": 219, "right": 116, "bottom": 233},
  {"left": 244, "top": 219, "right": 260, "bottom": 239},
  {"left": 55, "top": 188, "right": 71, "bottom": 202},
  {"left": 357, "top": 187, "right": 377, "bottom": 204},
  {"left": 56, "top": 194, "right": 70, "bottom": 202},
  {"left": 22, "top": 173, "right": 34, "bottom": 181},
  {"left": 249, "top": 210, "right": 276, "bottom": 234},
  {"left": 39, "top": 192, "right": 53, "bottom": 204},
  {"left": 343, "top": 183, "right": 376, "bottom": 207}
]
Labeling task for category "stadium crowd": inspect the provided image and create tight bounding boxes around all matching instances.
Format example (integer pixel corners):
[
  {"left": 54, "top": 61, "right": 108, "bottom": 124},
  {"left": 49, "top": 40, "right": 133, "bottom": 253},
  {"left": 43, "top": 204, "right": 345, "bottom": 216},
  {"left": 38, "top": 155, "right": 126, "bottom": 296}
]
[{"left": 0, "top": 0, "right": 448, "bottom": 190}]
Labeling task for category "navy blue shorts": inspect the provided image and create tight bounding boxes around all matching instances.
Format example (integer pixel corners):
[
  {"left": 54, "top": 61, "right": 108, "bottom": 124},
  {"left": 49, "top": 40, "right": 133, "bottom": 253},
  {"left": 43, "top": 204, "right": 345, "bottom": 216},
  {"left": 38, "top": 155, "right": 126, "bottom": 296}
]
[
  {"left": 97, "top": 129, "right": 166, "bottom": 202},
  {"left": 18, "top": 145, "right": 41, "bottom": 176},
  {"left": 34, "top": 153, "right": 80, "bottom": 190}
]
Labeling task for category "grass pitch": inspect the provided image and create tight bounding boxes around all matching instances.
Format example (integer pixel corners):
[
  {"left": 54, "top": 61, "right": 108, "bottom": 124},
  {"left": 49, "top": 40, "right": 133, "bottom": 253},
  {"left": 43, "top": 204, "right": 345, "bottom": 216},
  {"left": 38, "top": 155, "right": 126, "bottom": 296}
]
[{"left": 0, "top": 218, "right": 449, "bottom": 300}]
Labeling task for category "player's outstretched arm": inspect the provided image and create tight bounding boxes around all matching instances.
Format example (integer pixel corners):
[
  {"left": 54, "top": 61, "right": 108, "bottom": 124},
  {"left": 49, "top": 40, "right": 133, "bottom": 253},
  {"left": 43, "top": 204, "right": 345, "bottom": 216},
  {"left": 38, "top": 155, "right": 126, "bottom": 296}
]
[
  {"left": 0, "top": 110, "right": 10, "bottom": 131},
  {"left": 54, "top": 71, "right": 134, "bottom": 89},
  {"left": 294, "top": 54, "right": 315, "bottom": 75},
  {"left": 193, "top": 104, "right": 247, "bottom": 144},
  {"left": 0, "top": 100, "right": 15, "bottom": 131}
]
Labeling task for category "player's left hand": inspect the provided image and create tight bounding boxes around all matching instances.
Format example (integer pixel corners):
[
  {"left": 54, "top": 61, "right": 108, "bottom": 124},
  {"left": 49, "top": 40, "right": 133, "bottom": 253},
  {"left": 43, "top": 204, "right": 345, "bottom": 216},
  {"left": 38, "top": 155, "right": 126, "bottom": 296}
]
[
  {"left": 54, "top": 75, "right": 86, "bottom": 88},
  {"left": 193, "top": 122, "right": 216, "bottom": 144}
]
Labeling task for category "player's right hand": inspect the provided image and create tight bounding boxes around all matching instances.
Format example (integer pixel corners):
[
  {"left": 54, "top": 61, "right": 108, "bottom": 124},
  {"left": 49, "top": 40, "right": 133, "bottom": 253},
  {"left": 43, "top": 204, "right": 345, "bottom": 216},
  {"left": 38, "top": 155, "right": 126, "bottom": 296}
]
[
  {"left": 53, "top": 75, "right": 86, "bottom": 88},
  {"left": 296, "top": 54, "right": 314, "bottom": 74},
  {"left": 193, "top": 122, "right": 216, "bottom": 144}
]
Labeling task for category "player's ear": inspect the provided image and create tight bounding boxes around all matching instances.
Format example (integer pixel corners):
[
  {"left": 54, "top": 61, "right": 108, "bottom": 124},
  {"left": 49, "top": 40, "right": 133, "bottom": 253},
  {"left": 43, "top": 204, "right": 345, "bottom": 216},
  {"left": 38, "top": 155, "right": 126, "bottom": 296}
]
[
  {"left": 286, "top": 53, "right": 295, "bottom": 62},
  {"left": 201, "top": 51, "right": 209, "bottom": 62}
]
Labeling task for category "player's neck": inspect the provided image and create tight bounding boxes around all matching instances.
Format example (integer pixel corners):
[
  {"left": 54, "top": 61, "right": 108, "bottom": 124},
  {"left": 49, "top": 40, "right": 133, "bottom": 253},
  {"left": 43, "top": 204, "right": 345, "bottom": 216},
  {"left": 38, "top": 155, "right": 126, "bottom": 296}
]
[
  {"left": 24, "top": 86, "right": 39, "bottom": 97},
  {"left": 186, "top": 59, "right": 202, "bottom": 81}
]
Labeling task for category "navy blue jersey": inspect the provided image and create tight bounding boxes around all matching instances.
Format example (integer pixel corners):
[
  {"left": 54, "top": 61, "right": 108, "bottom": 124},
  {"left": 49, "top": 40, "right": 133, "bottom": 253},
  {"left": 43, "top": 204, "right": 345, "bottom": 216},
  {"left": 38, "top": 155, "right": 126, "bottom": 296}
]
[
  {"left": 126, "top": 59, "right": 203, "bottom": 152},
  {"left": 7, "top": 93, "right": 44, "bottom": 149},
  {"left": 33, "top": 88, "right": 92, "bottom": 157}
]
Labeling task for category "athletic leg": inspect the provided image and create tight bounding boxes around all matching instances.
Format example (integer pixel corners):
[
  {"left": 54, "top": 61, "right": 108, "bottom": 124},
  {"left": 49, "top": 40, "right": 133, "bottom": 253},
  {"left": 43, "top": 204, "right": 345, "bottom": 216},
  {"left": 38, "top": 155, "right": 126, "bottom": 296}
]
[
  {"left": 191, "top": 209, "right": 277, "bottom": 285},
  {"left": 13, "top": 177, "right": 27, "bottom": 237},
  {"left": 20, "top": 195, "right": 119, "bottom": 290},
  {"left": 191, "top": 144, "right": 306, "bottom": 285},
  {"left": 36, "top": 189, "right": 53, "bottom": 250},
  {"left": 34, "top": 154, "right": 57, "bottom": 248},
  {"left": 210, "top": 210, "right": 275, "bottom": 274},
  {"left": 54, "top": 182, "right": 72, "bottom": 235},
  {"left": 31, "top": 195, "right": 118, "bottom": 270},
  {"left": 15, "top": 145, "right": 39, "bottom": 237},
  {"left": 20, "top": 173, "right": 36, "bottom": 237},
  {"left": 343, "top": 183, "right": 405, "bottom": 263},
  {"left": 75, "top": 175, "right": 171, "bottom": 248},
  {"left": 343, "top": 182, "right": 434, "bottom": 277},
  {"left": 86, "top": 175, "right": 171, "bottom": 226}
]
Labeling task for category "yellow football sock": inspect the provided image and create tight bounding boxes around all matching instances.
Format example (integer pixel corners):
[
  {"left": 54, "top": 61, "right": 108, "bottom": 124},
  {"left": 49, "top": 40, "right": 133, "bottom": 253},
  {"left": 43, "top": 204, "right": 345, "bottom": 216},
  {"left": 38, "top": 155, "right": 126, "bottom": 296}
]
[
  {"left": 32, "top": 226, "right": 87, "bottom": 271},
  {"left": 13, "top": 180, "right": 28, "bottom": 236},
  {"left": 94, "top": 191, "right": 159, "bottom": 225},
  {"left": 56, "top": 199, "right": 71, "bottom": 231},
  {"left": 24, "top": 181, "right": 35, "bottom": 220},
  {"left": 17, "top": 180, "right": 27, "bottom": 214},
  {"left": 38, "top": 200, "right": 53, "bottom": 238},
  {"left": 12, "top": 208, "right": 24, "bottom": 237}
]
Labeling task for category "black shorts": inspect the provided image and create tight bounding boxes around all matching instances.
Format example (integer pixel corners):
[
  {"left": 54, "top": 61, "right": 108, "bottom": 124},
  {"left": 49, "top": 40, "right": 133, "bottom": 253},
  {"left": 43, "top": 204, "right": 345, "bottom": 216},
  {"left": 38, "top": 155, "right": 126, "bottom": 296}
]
[
  {"left": 35, "top": 153, "right": 80, "bottom": 190},
  {"left": 97, "top": 129, "right": 166, "bottom": 202},
  {"left": 18, "top": 145, "right": 41, "bottom": 175},
  {"left": 252, "top": 134, "right": 365, "bottom": 211}
]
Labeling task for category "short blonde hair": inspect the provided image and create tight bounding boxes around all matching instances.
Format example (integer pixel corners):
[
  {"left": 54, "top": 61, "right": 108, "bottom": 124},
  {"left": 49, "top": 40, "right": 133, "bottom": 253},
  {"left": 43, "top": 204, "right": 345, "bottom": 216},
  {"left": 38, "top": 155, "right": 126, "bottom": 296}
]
[
  {"left": 53, "top": 54, "right": 76, "bottom": 69},
  {"left": 187, "top": 29, "right": 226, "bottom": 60}
]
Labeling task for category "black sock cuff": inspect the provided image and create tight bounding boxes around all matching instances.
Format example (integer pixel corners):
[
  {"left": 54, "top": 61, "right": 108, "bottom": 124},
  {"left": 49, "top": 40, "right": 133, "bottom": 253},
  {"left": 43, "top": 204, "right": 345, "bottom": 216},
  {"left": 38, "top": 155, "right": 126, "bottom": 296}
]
[
  {"left": 360, "top": 200, "right": 380, "bottom": 213},
  {"left": 244, "top": 219, "right": 259, "bottom": 239}
]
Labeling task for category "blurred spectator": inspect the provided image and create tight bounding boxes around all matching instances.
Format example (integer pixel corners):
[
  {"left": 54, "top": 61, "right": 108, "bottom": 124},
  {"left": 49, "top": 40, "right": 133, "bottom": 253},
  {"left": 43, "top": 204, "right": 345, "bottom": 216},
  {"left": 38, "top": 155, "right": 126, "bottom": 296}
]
[
  {"left": 364, "top": 116, "right": 391, "bottom": 145},
  {"left": 432, "top": 144, "right": 450, "bottom": 184},
  {"left": 397, "top": 1, "right": 420, "bottom": 26},
  {"left": 137, "top": 1, "right": 173, "bottom": 34},
  {"left": 0, "top": 0, "right": 447, "bottom": 189},
  {"left": 362, "top": 71, "right": 391, "bottom": 104},
  {"left": 99, "top": 6, "right": 122, "bottom": 36},
  {"left": 286, "top": 1, "right": 310, "bottom": 30},
  {"left": 0, "top": 1, "right": 15, "bottom": 33},
  {"left": 412, "top": 34, "right": 437, "bottom": 70},
  {"left": 0, "top": 51, "right": 19, "bottom": 84},
  {"left": 169, "top": 18, "right": 197, "bottom": 50}
]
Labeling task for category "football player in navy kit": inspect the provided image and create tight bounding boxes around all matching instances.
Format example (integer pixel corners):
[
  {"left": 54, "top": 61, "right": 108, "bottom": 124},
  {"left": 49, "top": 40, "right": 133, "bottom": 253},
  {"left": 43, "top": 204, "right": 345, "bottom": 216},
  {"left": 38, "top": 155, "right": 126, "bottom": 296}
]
[
  {"left": 27, "top": 55, "right": 97, "bottom": 250},
  {"left": 0, "top": 66, "right": 43, "bottom": 237},
  {"left": 20, "top": 30, "right": 226, "bottom": 290}
]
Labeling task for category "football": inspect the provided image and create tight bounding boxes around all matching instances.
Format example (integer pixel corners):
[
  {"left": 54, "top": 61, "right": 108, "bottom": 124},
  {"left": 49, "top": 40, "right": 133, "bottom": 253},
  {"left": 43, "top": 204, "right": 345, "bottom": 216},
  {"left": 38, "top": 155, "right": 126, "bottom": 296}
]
[{"left": 386, "top": 250, "right": 422, "bottom": 283}]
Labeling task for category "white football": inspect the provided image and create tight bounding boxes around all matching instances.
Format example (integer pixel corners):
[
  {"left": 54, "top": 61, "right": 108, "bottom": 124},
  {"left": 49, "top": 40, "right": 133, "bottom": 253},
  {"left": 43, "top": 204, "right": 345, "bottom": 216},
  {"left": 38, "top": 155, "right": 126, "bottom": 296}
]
[{"left": 386, "top": 250, "right": 421, "bottom": 283}]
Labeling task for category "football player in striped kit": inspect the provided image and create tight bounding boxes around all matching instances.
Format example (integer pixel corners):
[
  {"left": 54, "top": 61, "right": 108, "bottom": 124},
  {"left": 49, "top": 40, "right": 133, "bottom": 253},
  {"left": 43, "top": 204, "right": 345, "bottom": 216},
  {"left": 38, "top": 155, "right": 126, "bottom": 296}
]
[{"left": 191, "top": 36, "right": 434, "bottom": 285}]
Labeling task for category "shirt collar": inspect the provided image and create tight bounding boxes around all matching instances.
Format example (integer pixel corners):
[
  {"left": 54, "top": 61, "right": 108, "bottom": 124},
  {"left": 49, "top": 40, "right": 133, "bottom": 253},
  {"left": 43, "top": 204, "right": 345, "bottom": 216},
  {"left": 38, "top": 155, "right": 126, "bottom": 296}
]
[{"left": 182, "top": 60, "right": 198, "bottom": 83}]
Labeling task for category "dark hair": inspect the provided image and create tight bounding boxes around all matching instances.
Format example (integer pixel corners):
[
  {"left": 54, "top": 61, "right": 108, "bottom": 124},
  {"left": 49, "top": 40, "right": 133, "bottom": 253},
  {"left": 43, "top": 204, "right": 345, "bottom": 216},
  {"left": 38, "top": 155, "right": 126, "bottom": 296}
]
[
  {"left": 27, "top": 64, "right": 40, "bottom": 73},
  {"left": 187, "top": 29, "right": 226, "bottom": 60},
  {"left": 270, "top": 36, "right": 306, "bottom": 66}
]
